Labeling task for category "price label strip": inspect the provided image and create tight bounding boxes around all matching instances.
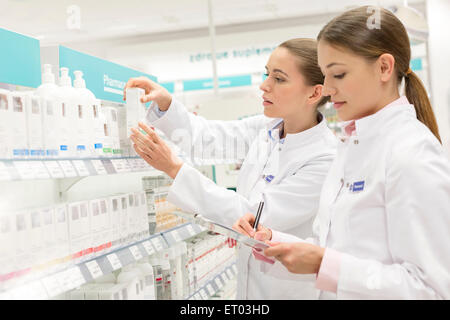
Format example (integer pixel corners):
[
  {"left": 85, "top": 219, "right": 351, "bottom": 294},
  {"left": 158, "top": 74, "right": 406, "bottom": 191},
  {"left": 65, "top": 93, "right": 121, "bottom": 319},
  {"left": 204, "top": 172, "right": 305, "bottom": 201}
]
[
  {"left": 199, "top": 289, "right": 209, "bottom": 300},
  {"left": 0, "top": 162, "right": 12, "bottom": 181},
  {"left": 31, "top": 161, "right": 51, "bottom": 179},
  {"left": 129, "top": 245, "right": 143, "bottom": 260},
  {"left": 85, "top": 260, "right": 103, "bottom": 279},
  {"left": 171, "top": 230, "right": 182, "bottom": 242},
  {"left": 91, "top": 160, "right": 107, "bottom": 175},
  {"left": 72, "top": 160, "right": 90, "bottom": 176},
  {"left": 151, "top": 237, "right": 164, "bottom": 252},
  {"left": 142, "top": 241, "right": 155, "bottom": 256},
  {"left": 41, "top": 274, "right": 64, "bottom": 297},
  {"left": 215, "top": 277, "right": 224, "bottom": 289},
  {"left": 111, "top": 159, "right": 125, "bottom": 173},
  {"left": 13, "top": 161, "right": 36, "bottom": 180},
  {"left": 58, "top": 160, "right": 78, "bottom": 177},
  {"left": 107, "top": 253, "right": 122, "bottom": 270},
  {"left": 206, "top": 283, "right": 215, "bottom": 296},
  {"left": 44, "top": 160, "right": 65, "bottom": 178},
  {"left": 65, "top": 266, "right": 85, "bottom": 289}
]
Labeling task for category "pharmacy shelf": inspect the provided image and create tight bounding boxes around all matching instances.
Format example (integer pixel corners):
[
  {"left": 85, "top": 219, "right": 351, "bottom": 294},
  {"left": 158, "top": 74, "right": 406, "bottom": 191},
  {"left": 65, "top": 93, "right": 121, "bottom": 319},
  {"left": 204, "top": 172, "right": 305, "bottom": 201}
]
[
  {"left": 0, "top": 222, "right": 207, "bottom": 300},
  {"left": 186, "top": 261, "right": 237, "bottom": 300},
  {"left": 0, "top": 156, "right": 240, "bottom": 182},
  {"left": 0, "top": 157, "right": 159, "bottom": 181}
]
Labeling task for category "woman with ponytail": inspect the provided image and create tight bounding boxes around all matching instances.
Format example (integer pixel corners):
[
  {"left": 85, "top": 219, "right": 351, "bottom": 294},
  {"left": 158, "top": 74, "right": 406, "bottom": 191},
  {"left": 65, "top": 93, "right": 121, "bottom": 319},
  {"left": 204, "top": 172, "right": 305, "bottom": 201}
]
[{"left": 241, "top": 6, "right": 450, "bottom": 299}]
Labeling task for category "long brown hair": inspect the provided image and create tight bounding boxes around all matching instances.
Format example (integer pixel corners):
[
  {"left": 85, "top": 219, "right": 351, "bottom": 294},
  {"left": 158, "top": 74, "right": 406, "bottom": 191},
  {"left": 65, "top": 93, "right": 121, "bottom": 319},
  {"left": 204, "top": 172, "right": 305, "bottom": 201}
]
[
  {"left": 279, "top": 38, "right": 329, "bottom": 107},
  {"left": 317, "top": 6, "right": 441, "bottom": 143}
]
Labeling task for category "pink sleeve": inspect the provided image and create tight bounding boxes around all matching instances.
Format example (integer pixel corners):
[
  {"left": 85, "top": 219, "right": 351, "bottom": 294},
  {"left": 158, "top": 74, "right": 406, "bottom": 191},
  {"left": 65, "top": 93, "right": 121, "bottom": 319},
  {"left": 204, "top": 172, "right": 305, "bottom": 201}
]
[{"left": 315, "top": 248, "right": 342, "bottom": 293}]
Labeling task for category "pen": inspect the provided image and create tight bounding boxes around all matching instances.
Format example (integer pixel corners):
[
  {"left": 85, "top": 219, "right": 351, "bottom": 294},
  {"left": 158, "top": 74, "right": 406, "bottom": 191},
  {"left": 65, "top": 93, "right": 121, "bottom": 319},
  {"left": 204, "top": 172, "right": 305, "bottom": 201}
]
[{"left": 253, "top": 201, "right": 265, "bottom": 231}]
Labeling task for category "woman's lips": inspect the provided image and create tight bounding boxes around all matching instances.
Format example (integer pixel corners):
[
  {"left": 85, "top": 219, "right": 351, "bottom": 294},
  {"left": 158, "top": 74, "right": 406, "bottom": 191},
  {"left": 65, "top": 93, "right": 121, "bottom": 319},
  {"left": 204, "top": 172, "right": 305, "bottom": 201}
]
[
  {"left": 263, "top": 100, "right": 273, "bottom": 107},
  {"left": 333, "top": 101, "right": 346, "bottom": 109}
]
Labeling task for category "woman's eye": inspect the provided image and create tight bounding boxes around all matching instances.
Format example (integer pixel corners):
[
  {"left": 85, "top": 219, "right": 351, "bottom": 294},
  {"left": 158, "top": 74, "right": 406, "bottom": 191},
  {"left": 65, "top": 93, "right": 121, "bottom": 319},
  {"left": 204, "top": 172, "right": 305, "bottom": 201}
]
[
  {"left": 334, "top": 73, "right": 346, "bottom": 79},
  {"left": 275, "top": 77, "right": 285, "bottom": 83},
  {"left": 264, "top": 73, "right": 269, "bottom": 77}
]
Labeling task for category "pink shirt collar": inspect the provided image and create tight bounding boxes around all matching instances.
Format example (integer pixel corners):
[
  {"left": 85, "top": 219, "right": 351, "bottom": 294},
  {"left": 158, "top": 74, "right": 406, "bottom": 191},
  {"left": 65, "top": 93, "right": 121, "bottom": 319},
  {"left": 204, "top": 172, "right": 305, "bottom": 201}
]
[{"left": 341, "top": 96, "right": 410, "bottom": 137}]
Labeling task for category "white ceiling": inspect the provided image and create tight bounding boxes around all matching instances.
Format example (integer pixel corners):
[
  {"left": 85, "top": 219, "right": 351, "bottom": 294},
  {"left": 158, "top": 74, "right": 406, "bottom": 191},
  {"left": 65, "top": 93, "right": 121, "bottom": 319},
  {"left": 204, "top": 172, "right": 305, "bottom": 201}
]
[{"left": 0, "top": 0, "right": 426, "bottom": 46}]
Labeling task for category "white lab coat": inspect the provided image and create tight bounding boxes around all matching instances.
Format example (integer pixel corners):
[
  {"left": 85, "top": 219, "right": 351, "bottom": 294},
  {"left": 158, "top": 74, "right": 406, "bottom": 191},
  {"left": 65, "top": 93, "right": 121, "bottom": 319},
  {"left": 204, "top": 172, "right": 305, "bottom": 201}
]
[
  {"left": 262, "top": 97, "right": 450, "bottom": 299},
  {"left": 145, "top": 98, "right": 337, "bottom": 299}
]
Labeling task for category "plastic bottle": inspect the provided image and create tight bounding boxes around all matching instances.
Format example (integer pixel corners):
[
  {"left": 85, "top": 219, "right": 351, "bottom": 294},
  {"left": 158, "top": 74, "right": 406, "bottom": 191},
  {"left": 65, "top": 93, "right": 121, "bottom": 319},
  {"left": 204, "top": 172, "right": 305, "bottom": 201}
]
[
  {"left": 136, "top": 260, "right": 156, "bottom": 300},
  {"left": 35, "top": 64, "right": 59, "bottom": 158},
  {"left": 73, "top": 71, "right": 95, "bottom": 157},
  {"left": 149, "top": 257, "right": 165, "bottom": 300},
  {"left": 52, "top": 67, "right": 76, "bottom": 158},
  {"left": 91, "top": 100, "right": 106, "bottom": 157}
]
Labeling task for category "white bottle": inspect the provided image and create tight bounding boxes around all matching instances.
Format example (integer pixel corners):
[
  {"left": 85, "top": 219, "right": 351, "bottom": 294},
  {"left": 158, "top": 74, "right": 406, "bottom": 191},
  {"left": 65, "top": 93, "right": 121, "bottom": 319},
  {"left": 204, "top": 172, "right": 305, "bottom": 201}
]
[
  {"left": 99, "top": 107, "right": 113, "bottom": 157},
  {"left": 10, "top": 92, "right": 29, "bottom": 158},
  {"left": 136, "top": 260, "right": 156, "bottom": 300},
  {"left": 73, "top": 71, "right": 95, "bottom": 157},
  {"left": 56, "top": 67, "right": 78, "bottom": 158},
  {"left": 116, "top": 264, "right": 143, "bottom": 300},
  {"left": 91, "top": 100, "right": 106, "bottom": 157},
  {"left": 0, "top": 89, "right": 12, "bottom": 158},
  {"left": 53, "top": 205, "right": 70, "bottom": 260},
  {"left": 35, "top": 64, "right": 60, "bottom": 158},
  {"left": 102, "top": 106, "right": 121, "bottom": 157},
  {"left": 25, "top": 93, "right": 45, "bottom": 158}
]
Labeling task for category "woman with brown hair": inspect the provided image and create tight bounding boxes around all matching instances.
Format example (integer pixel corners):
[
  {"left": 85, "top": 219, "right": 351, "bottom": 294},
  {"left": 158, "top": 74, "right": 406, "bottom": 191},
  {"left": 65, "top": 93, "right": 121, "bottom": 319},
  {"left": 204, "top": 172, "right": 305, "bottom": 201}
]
[
  {"left": 125, "top": 38, "right": 337, "bottom": 299},
  {"left": 247, "top": 6, "right": 450, "bottom": 299}
]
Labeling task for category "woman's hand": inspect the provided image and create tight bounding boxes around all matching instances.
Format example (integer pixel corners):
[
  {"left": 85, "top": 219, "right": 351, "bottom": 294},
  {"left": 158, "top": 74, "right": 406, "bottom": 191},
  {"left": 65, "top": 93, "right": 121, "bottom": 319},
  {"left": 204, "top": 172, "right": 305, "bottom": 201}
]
[
  {"left": 130, "top": 122, "right": 183, "bottom": 179},
  {"left": 123, "top": 76, "right": 172, "bottom": 111},
  {"left": 232, "top": 213, "right": 272, "bottom": 240},
  {"left": 263, "top": 242, "right": 325, "bottom": 274}
]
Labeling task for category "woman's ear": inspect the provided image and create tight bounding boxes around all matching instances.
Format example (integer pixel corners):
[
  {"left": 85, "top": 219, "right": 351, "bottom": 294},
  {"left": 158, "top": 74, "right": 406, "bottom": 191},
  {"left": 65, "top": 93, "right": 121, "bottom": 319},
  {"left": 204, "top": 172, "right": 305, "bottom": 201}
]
[
  {"left": 308, "top": 84, "right": 323, "bottom": 105},
  {"left": 378, "top": 53, "right": 396, "bottom": 83}
]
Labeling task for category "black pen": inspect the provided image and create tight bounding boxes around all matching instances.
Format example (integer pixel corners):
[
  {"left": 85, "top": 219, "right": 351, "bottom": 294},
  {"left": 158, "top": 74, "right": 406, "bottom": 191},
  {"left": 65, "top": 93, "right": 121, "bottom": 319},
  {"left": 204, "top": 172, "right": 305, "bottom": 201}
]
[{"left": 253, "top": 201, "right": 265, "bottom": 231}]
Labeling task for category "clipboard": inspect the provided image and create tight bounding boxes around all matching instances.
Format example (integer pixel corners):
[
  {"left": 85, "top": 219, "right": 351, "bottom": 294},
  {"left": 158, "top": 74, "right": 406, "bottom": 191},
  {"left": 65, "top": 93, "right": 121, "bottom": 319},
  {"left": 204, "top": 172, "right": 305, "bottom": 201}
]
[{"left": 188, "top": 214, "right": 269, "bottom": 251}]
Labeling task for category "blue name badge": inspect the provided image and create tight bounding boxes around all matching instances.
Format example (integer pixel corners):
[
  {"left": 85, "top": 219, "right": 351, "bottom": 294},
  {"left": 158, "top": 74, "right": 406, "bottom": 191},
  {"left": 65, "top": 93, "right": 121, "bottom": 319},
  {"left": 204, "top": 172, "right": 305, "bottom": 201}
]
[
  {"left": 351, "top": 180, "right": 365, "bottom": 192},
  {"left": 264, "top": 175, "right": 275, "bottom": 183}
]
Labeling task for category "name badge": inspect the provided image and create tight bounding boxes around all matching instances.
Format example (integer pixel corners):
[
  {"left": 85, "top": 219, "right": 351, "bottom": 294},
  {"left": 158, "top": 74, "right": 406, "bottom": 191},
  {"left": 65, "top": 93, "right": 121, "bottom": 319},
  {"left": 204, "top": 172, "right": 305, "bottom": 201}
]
[
  {"left": 350, "top": 180, "right": 365, "bottom": 192},
  {"left": 262, "top": 174, "right": 275, "bottom": 183}
]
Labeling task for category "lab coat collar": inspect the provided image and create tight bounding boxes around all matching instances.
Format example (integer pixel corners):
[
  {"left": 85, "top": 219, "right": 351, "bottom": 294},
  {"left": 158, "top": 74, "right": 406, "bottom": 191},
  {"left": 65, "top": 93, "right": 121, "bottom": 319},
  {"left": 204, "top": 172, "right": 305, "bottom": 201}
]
[
  {"left": 339, "top": 96, "right": 415, "bottom": 140},
  {"left": 266, "top": 113, "right": 327, "bottom": 147}
]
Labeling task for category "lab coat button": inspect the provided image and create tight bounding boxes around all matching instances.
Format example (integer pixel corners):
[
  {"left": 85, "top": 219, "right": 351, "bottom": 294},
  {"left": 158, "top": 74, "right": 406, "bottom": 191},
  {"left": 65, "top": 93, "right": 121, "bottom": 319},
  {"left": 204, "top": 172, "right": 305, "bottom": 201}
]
[{"left": 354, "top": 140, "right": 359, "bottom": 144}]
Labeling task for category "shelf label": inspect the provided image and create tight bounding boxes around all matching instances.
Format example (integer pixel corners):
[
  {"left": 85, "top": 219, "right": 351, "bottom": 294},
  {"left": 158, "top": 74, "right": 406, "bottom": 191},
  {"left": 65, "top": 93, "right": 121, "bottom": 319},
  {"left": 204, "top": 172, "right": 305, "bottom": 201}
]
[
  {"left": 100, "top": 159, "right": 116, "bottom": 174},
  {"left": 122, "top": 159, "right": 132, "bottom": 172},
  {"left": 151, "top": 237, "right": 164, "bottom": 251},
  {"left": 186, "top": 225, "right": 196, "bottom": 237},
  {"left": 107, "top": 253, "right": 122, "bottom": 270},
  {"left": 58, "top": 160, "right": 78, "bottom": 177},
  {"left": 129, "top": 245, "right": 143, "bottom": 260},
  {"left": 44, "top": 161, "right": 65, "bottom": 178},
  {"left": 0, "top": 162, "right": 12, "bottom": 181},
  {"left": 13, "top": 161, "right": 35, "bottom": 180},
  {"left": 199, "top": 289, "right": 208, "bottom": 300},
  {"left": 142, "top": 241, "right": 155, "bottom": 256},
  {"left": 72, "top": 160, "right": 90, "bottom": 176},
  {"left": 128, "top": 159, "right": 140, "bottom": 172},
  {"left": 111, "top": 159, "right": 126, "bottom": 173},
  {"left": 206, "top": 283, "right": 215, "bottom": 296},
  {"left": 41, "top": 274, "right": 64, "bottom": 297},
  {"left": 226, "top": 269, "right": 233, "bottom": 279},
  {"left": 215, "top": 278, "right": 224, "bottom": 289},
  {"left": 91, "top": 160, "right": 107, "bottom": 175},
  {"left": 31, "top": 161, "right": 51, "bottom": 179},
  {"left": 171, "top": 230, "right": 182, "bottom": 242},
  {"left": 85, "top": 260, "right": 103, "bottom": 279},
  {"left": 65, "top": 267, "right": 85, "bottom": 288},
  {"left": 194, "top": 293, "right": 202, "bottom": 300}
]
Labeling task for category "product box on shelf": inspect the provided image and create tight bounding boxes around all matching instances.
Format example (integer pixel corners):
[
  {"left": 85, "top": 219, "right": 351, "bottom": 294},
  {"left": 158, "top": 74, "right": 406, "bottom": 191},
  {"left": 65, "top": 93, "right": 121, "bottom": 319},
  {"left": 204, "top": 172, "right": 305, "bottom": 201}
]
[
  {"left": 91, "top": 101, "right": 105, "bottom": 157},
  {"left": 119, "top": 195, "right": 129, "bottom": 245},
  {"left": 67, "top": 201, "right": 92, "bottom": 260},
  {"left": 0, "top": 89, "right": 12, "bottom": 159},
  {"left": 108, "top": 196, "right": 121, "bottom": 248},
  {"left": 0, "top": 212, "right": 17, "bottom": 277},
  {"left": 14, "top": 210, "right": 34, "bottom": 270},
  {"left": 23, "top": 94, "right": 45, "bottom": 158},
  {"left": 28, "top": 210, "right": 45, "bottom": 266},
  {"left": 40, "top": 207, "right": 56, "bottom": 264},
  {"left": 10, "top": 92, "right": 29, "bottom": 158},
  {"left": 53, "top": 204, "right": 70, "bottom": 261},
  {"left": 41, "top": 97, "right": 60, "bottom": 158},
  {"left": 102, "top": 107, "right": 121, "bottom": 156}
]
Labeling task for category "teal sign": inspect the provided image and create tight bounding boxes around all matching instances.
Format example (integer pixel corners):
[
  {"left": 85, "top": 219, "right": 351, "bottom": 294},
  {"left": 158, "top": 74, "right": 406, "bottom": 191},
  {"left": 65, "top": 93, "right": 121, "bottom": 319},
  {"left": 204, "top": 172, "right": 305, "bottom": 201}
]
[
  {"left": 161, "top": 82, "right": 175, "bottom": 93},
  {"left": 410, "top": 58, "right": 423, "bottom": 71},
  {"left": 0, "top": 28, "right": 41, "bottom": 88},
  {"left": 183, "top": 75, "right": 252, "bottom": 91},
  {"left": 59, "top": 46, "right": 157, "bottom": 103}
]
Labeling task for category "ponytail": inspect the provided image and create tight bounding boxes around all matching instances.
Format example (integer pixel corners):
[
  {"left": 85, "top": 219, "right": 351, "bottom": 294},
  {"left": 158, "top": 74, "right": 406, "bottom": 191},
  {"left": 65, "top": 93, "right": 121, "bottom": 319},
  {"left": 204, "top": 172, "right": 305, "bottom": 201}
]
[
  {"left": 318, "top": 6, "right": 442, "bottom": 143},
  {"left": 404, "top": 70, "right": 441, "bottom": 143}
]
